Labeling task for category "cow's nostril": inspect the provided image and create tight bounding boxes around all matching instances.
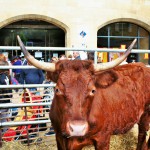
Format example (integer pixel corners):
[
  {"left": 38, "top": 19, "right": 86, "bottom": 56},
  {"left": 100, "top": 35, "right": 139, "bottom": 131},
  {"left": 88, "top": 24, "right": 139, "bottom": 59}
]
[{"left": 69, "top": 124, "right": 73, "bottom": 132}]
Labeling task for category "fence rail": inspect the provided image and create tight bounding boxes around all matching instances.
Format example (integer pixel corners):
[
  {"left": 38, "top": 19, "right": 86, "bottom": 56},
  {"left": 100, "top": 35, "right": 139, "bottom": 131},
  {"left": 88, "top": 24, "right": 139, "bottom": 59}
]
[
  {"left": 0, "top": 81, "right": 54, "bottom": 146},
  {"left": 1, "top": 120, "right": 51, "bottom": 127},
  {"left": 0, "top": 46, "right": 150, "bottom": 53},
  {"left": 0, "top": 65, "right": 149, "bottom": 70},
  {"left": 0, "top": 83, "right": 56, "bottom": 88},
  {"left": 1, "top": 46, "right": 150, "bottom": 64}
]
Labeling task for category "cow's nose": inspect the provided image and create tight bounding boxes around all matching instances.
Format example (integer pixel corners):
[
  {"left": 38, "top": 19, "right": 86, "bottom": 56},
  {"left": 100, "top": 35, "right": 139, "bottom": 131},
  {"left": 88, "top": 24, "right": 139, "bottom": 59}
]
[{"left": 67, "top": 120, "right": 88, "bottom": 136}]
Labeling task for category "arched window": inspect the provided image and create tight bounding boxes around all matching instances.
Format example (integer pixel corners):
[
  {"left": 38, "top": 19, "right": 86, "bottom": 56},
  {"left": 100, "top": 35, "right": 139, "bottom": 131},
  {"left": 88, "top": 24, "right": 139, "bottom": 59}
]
[
  {"left": 97, "top": 22, "right": 150, "bottom": 64},
  {"left": 0, "top": 20, "right": 65, "bottom": 62}
]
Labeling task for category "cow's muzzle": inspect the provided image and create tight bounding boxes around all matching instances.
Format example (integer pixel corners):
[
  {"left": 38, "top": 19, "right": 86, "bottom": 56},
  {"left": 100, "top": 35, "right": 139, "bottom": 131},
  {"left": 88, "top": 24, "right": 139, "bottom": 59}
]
[{"left": 66, "top": 120, "right": 88, "bottom": 137}]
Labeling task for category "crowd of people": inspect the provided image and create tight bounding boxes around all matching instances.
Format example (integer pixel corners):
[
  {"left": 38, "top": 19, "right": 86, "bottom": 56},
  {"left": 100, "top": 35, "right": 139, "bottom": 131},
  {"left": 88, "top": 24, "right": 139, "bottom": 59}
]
[
  {"left": 0, "top": 57, "right": 12, "bottom": 132},
  {"left": 0, "top": 51, "right": 92, "bottom": 96},
  {"left": 0, "top": 50, "right": 130, "bottom": 88}
]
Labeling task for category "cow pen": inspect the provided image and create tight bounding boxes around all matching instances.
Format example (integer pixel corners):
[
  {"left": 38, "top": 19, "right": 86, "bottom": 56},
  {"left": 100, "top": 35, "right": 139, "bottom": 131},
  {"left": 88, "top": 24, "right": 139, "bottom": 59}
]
[{"left": 0, "top": 46, "right": 150, "bottom": 150}]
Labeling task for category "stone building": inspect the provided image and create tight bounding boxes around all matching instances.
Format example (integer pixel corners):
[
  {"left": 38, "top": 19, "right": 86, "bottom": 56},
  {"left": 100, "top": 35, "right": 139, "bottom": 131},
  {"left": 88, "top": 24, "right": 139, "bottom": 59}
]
[{"left": 0, "top": 0, "right": 150, "bottom": 64}]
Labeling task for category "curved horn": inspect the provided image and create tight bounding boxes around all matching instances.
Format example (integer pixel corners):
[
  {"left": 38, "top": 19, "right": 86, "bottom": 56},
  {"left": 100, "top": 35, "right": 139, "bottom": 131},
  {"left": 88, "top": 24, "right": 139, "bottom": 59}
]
[
  {"left": 94, "top": 38, "right": 137, "bottom": 72},
  {"left": 17, "top": 35, "right": 56, "bottom": 72}
]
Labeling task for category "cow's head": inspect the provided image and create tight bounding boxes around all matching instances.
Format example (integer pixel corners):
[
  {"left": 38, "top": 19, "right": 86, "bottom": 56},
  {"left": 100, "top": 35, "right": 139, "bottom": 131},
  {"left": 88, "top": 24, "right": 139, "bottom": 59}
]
[{"left": 17, "top": 36, "right": 136, "bottom": 138}]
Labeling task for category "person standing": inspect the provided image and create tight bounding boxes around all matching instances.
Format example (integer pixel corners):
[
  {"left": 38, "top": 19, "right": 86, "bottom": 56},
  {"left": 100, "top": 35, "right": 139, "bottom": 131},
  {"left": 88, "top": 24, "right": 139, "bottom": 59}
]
[
  {"left": 59, "top": 54, "right": 66, "bottom": 60},
  {"left": 19, "top": 61, "right": 44, "bottom": 93},
  {"left": 0, "top": 60, "right": 12, "bottom": 132},
  {"left": 51, "top": 57, "right": 58, "bottom": 63},
  {"left": 73, "top": 51, "right": 81, "bottom": 60},
  {"left": 0, "top": 53, "right": 7, "bottom": 61},
  {"left": 0, "top": 53, "right": 12, "bottom": 77},
  {"left": 11, "top": 56, "right": 22, "bottom": 83}
]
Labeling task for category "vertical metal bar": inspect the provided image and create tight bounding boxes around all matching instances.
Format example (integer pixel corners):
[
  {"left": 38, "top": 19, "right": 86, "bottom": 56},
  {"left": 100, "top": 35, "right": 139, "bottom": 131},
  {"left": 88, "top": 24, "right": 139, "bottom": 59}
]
[
  {"left": 37, "top": 105, "right": 40, "bottom": 138},
  {"left": 148, "top": 33, "right": 150, "bottom": 65},
  {"left": 0, "top": 112, "right": 2, "bottom": 148},
  {"left": 0, "top": 128, "right": 2, "bottom": 148},
  {"left": 108, "top": 26, "right": 110, "bottom": 62},
  {"left": 45, "top": 30, "right": 47, "bottom": 61},
  {"left": 49, "top": 31, "right": 51, "bottom": 61},
  {"left": 94, "top": 51, "right": 97, "bottom": 64},
  {"left": 137, "top": 26, "right": 140, "bottom": 62},
  {"left": 23, "top": 88, "right": 30, "bottom": 146}
]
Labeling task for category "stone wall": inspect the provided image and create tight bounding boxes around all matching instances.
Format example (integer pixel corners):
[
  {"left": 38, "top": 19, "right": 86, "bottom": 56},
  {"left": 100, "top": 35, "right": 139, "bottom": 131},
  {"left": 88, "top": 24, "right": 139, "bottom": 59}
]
[{"left": 0, "top": 0, "right": 150, "bottom": 48}]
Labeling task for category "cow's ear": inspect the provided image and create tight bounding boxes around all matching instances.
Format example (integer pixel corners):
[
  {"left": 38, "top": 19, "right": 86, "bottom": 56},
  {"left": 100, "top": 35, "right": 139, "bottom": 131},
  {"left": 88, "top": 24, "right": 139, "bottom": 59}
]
[{"left": 95, "top": 70, "right": 118, "bottom": 88}]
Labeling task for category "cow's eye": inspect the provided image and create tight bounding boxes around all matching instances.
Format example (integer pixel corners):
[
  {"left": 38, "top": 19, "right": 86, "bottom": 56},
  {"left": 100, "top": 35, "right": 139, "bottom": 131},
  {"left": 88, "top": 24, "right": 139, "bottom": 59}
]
[
  {"left": 92, "top": 89, "right": 96, "bottom": 94},
  {"left": 55, "top": 88, "right": 60, "bottom": 93},
  {"left": 89, "top": 89, "right": 96, "bottom": 96}
]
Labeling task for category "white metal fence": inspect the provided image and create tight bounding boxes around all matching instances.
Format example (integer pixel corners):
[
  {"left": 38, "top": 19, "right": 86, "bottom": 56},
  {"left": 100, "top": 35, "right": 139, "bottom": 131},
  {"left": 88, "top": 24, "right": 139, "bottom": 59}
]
[
  {"left": 0, "top": 81, "right": 55, "bottom": 146},
  {"left": 1, "top": 46, "right": 150, "bottom": 64}
]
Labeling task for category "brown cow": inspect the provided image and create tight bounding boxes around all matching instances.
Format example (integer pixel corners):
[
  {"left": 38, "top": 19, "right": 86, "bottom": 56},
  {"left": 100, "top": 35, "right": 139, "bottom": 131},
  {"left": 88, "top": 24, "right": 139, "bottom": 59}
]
[{"left": 17, "top": 36, "right": 150, "bottom": 150}]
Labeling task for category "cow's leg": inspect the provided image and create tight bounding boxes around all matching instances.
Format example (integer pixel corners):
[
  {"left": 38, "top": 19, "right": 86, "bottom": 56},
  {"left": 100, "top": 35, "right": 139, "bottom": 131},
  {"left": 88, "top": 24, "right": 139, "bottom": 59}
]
[
  {"left": 93, "top": 134, "right": 110, "bottom": 150},
  {"left": 137, "top": 107, "right": 150, "bottom": 150}
]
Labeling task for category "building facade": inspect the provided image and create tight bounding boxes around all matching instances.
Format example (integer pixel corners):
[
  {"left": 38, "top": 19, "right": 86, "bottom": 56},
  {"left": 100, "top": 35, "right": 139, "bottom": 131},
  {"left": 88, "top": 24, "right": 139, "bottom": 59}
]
[{"left": 0, "top": 0, "right": 150, "bottom": 63}]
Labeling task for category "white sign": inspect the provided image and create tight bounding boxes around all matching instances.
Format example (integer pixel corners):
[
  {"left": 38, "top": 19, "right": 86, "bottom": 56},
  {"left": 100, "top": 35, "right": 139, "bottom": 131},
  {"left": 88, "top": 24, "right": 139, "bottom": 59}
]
[
  {"left": 20, "top": 52, "right": 24, "bottom": 57},
  {"left": 35, "top": 52, "right": 42, "bottom": 58},
  {"left": 53, "top": 53, "right": 58, "bottom": 58}
]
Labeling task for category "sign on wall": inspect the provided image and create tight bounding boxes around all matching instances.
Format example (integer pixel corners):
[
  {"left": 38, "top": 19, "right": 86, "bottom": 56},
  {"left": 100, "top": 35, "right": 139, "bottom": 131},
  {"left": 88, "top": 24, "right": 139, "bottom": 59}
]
[{"left": 35, "top": 52, "right": 42, "bottom": 58}]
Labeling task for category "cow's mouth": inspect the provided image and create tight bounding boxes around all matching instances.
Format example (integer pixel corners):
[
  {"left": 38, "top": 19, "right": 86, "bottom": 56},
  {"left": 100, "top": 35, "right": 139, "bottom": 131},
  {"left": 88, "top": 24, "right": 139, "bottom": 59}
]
[{"left": 65, "top": 120, "right": 89, "bottom": 138}]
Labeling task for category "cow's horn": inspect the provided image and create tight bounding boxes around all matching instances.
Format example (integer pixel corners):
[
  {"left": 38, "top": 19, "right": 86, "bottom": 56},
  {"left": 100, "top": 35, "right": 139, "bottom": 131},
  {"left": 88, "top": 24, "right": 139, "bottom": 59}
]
[
  {"left": 94, "top": 38, "right": 137, "bottom": 72},
  {"left": 17, "top": 35, "right": 56, "bottom": 72}
]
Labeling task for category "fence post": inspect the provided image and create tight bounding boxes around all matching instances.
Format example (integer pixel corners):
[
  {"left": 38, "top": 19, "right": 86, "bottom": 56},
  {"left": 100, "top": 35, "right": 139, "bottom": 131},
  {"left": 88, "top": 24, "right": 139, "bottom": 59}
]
[
  {"left": 94, "top": 51, "right": 97, "bottom": 64},
  {"left": 0, "top": 112, "right": 2, "bottom": 148},
  {"left": 23, "top": 88, "right": 30, "bottom": 146}
]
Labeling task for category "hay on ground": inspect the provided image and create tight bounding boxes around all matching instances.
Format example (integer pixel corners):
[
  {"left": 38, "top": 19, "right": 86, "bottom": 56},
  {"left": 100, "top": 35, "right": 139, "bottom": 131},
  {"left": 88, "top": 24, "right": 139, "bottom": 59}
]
[{"left": 1, "top": 125, "right": 140, "bottom": 150}]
